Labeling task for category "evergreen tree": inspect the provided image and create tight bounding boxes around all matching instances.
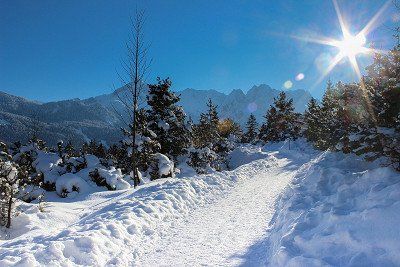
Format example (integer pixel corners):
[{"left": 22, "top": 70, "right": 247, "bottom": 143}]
[
  {"left": 314, "top": 80, "right": 342, "bottom": 150},
  {"left": 193, "top": 99, "right": 220, "bottom": 148},
  {"left": 190, "top": 99, "right": 233, "bottom": 172},
  {"left": 259, "top": 106, "right": 279, "bottom": 142},
  {"left": 122, "top": 108, "right": 160, "bottom": 180},
  {"left": 259, "top": 92, "right": 301, "bottom": 143},
  {"left": 81, "top": 140, "right": 106, "bottom": 159},
  {"left": 146, "top": 78, "right": 191, "bottom": 161},
  {"left": 12, "top": 136, "right": 46, "bottom": 189},
  {"left": 304, "top": 98, "right": 321, "bottom": 143},
  {"left": 242, "top": 114, "right": 258, "bottom": 143},
  {"left": 349, "top": 43, "right": 400, "bottom": 165}
]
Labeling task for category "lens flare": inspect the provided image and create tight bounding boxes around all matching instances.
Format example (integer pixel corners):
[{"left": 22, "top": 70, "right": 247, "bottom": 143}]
[
  {"left": 336, "top": 33, "right": 367, "bottom": 58},
  {"left": 247, "top": 102, "right": 258, "bottom": 113},
  {"left": 289, "top": 0, "right": 390, "bottom": 87},
  {"left": 284, "top": 80, "right": 293, "bottom": 89},
  {"left": 295, "top": 73, "right": 305, "bottom": 81}
]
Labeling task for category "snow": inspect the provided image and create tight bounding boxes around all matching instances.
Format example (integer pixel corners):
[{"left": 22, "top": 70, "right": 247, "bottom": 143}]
[
  {"left": 1, "top": 140, "right": 399, "bottom": 266},
  {"left": 32, "top": 151, "right": 62, "bottom": 174},
  {"left": 97, "top": 167, "right": 130, "bottom": 190},
  {"left": 157, "top": 120, "right": 170, "bottom": 131},
  {"left": 0, "top": 147, "right": 286, "bottom": 266},
  {"left": 266, "top": 148, "right": 400, "bottom": 266},
  {"left": 153, "top": 153, "right": 174, "bottom": 177},
  {"left": 228, "top": 144, "right": 269, "bottom": 169},
  {"left": 55, "top": 173, "right": 89, "bottom": 197}
]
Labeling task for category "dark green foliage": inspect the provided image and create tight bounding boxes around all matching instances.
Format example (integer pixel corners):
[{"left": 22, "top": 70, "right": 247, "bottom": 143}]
[
  {"left": 242, "top": 114, "right": 258, "bottom": 143},
  {"left": 146, "top": 78, "right": 191, "bottom": 161},
  {"left": 190, "top": 99, "right": 233, "bottom": 172},
  {"left": 303, "top": 41, "right": 400, "bottom": 170},
  {"left": 0, "top": 142, "right": 21, "bottom": 228},
  {"left": 81, "top": 140, "right": 107, "bottom": 159},
  {"left": 304, "top": 98, "right": 321, "bottom": 143},
  {"left": 193, "top": 99, "right": 220, "bottom": 148},
  {"left": 259, "top": 92, "right": 301, "bottom": 143},
  {"left": 89, "top": 169, "right": 114, "bottom": 190},
  {"left": 121, "top": 109, "right": 160, "bottom": 176}
]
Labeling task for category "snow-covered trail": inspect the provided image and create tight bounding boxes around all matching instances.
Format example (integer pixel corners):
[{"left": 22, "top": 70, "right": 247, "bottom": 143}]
[
  {"left": 1, "top": 146, "right": 310, "bottom": 266},
  {"left": 136, "top": 156, "right": 297, "bottom": 266}
]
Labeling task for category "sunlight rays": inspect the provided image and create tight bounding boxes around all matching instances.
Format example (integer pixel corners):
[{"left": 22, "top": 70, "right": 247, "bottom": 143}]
[
  {"left": 288, "top": 0, "right": 392, "bottom": 128},
  {"left": 291, "top": 0, "right": 391, "bottom": 89}
]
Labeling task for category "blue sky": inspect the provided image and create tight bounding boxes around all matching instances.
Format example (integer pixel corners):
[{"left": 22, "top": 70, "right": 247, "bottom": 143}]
[{"left": 0, "top": 0, "right": 398, "bottom": 102}]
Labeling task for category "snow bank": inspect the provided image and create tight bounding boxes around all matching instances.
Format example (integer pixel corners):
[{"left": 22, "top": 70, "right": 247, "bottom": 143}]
[
  {"left": 31, "top": 151, "right": 130, "bottom": 196},
  {"left": 266, "top": 145, "right": 400, "bottom": 266},
  {"left": 0, "top": 153, "right": 277, "bottom": 266},
  {"left": 97, "top": 167, "right": 130, "bottom": 190},
  {"left": 55, "top": 173, "right": 89, "bottom": 197},
  {"left": 33, "top": 151, "right": 62, "bottom": 174},
  {"left": 228, "top": 144, "right": 269, "bottom": 169}
]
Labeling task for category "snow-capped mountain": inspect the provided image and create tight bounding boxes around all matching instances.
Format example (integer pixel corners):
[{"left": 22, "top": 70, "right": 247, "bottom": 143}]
[
  {"left": 92, "top": 84, "right": 311, "bottom": 123},
  {"left": 0, "top": 85, "right": 312, "bottom": 145}
]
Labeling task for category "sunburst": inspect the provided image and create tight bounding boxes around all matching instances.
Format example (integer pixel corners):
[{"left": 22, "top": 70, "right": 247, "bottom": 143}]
[{"left": 292, "top": 0, "right": 391, "bottom": 86}]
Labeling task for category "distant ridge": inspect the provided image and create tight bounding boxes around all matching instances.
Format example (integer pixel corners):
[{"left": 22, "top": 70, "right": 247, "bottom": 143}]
[{"left": 0, "top": 84, "right": 312, "bottom": 145}]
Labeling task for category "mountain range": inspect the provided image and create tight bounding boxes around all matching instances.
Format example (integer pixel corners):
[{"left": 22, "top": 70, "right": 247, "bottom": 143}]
[{"left": 0, "top": 84, "right": 312, "bottom": 146}]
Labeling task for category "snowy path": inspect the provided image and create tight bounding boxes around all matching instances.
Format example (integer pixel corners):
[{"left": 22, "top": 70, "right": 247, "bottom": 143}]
[
  {"left": 0, "top": 147, "right": 306, "bottom": 266},
  {"left": 3, "top": 142, "right": 399, "bottom": 266},
  {"left": 136, "top": 156, "right": 296, "bottom": 266}
]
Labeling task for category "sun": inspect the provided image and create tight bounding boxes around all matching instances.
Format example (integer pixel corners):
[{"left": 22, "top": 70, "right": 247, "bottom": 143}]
[
  {"left": 335, "top": 32, "right": 367, "bottom": 58},
  {"left": 289, "top": 0, "right": 390, "bottom": 85}
]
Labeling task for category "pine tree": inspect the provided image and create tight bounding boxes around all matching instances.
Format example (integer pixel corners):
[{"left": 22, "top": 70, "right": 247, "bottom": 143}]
[
  {"left": 122, "top": 108, "right": 160, "bottom": 179},
  {"left": 314, "top": 80, "right": 342, "bottom": 150},
  {"left": 304, "top": 98, "right": 321, "bottom": 143},
  {"left": 259, "top": 92, "right": 301, "bottom": 143},
  {"left": 193, "top": 99, "right": 220, "bottom": 148},
  {"left": 190, "top": 99, "right": 233, "bottom": 172},
  {"left": 81, "top": 140, "right": 106, "bottom": 159},
  {"left": 12, "top": 136, "right": 46, "bottom": 189},
  {"left": 146, "top": 78, "right": 191, "bottom": 161},
  {"left": 259, "top": 106, "right": 279, "bottom": 142},
  {"left": 351, "top": 42, "right": 400, "bottom": 164},
  {"left": 242, "top": 114, "right": 258, "bottom": 143}
]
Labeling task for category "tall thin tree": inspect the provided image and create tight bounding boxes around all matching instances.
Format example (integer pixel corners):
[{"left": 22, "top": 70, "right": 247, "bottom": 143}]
[{"left": 114, "top": 10, "right": 151, "bottom": 187}]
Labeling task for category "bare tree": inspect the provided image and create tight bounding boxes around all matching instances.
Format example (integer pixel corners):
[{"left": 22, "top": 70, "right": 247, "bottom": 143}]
[{"left": 113, "top": 10, "right": 151, "bottom": 187}]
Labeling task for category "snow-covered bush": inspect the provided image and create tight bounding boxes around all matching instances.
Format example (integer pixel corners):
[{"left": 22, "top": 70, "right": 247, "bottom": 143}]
[
  {"left": 149, "top": 153, "right": 174, "bottom": 180},
  {"left": 55, "top": 173, "right": 88, "bottom": 198},
  {"left": 64, "top": 156, "right": 87, "bottom": 173},
  {"left": 187, "top": 147, "right": 219, "bottom": 174},
  {"left": 12, "top": 140, "right": 45, "bottom": 188},
  {"left": 89, "top": 167, "right": 130, "bottom": 190}
]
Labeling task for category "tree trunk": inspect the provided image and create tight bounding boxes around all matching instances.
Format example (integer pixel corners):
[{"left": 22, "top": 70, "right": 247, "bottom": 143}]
[
  {"left": 132, "top": 39, "right": 140, "bottom": 188},
  {"left": 6, "top": 195, "right": 12, "bottom": 228}
]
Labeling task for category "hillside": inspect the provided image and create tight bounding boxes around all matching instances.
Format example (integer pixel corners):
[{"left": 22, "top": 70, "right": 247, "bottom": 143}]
[
  {"left": 1, "top": 140, "right": 398, "bottom": 266},
  {"left": 0, "top": 85, "right": 312, "bottom": 145}
]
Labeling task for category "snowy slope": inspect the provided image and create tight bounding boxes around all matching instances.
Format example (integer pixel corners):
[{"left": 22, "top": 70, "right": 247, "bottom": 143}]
[
  {"left": 0, "top": 148, "right": 288, "bottom": 266},
  {"left": 1, "top": 141, "right": 399, "bottom": 266},
  {"left": 266, "top": 142, "right": 400, "bottom": 266}
]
